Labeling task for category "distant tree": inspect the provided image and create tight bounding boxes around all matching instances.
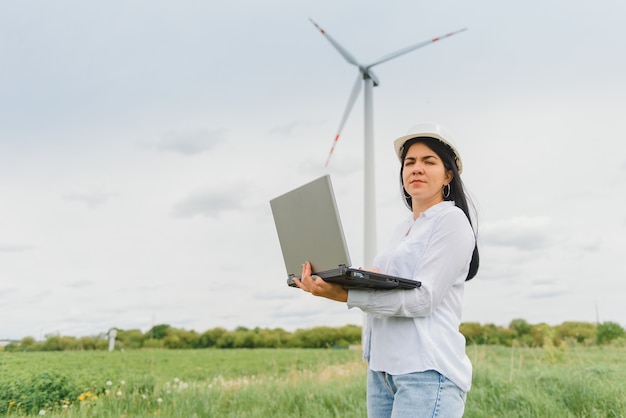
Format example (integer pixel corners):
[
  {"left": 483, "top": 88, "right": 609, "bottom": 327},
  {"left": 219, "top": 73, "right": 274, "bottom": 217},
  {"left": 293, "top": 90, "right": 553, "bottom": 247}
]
[
  {"left": 20, "top": 336, "right": 37, "bottom": 351},
  {"left": 41, "top": 335, "right": 64, "bottom": 351},
  {"left": 117, "top": 329, "right": 145, "bottom": 349},
  {"left": 509, "top": 319, "right": 533, "bottom": 346},
  {"left": 555, "top": 322, "right": 597, "bottom": 345},
  {"left": 146, "top": 324, "right": 171, "bottom": 340},
  {"left": 2, "top": 342, "right": 20, "bottom": 352},
  {"left": 509, "top": 318, "right": 531, "bottom": 336},
  {"left": 460, "top": 322, "right": 484, "bottom": 344},
  {"left": 257, "top": 328, "right": 290, "bottom": 348},
  {"left": 597, "top": 321, "right": 625, "bottom": 345},
  {"left": 290, "top": 326, "right": 344, "bottom": 348},
  {"left": 61, "top": 336, "right": 80, "bottom": 350},
  {"left": 480, "top": 323, "right": 509, "bottom": 345},
  {"left": 232, "top": 329, "right": 258, "bottom": 348},
  {"left": 163, "top": 331, "right": 182, "bottom": 349},
  {"left": 177, "top": 329, "right": 201, "bottom": 348},
  {"left": 143, "top": 338, "right": 164, "bottom": 349},
  {"left": 216, "top": 332, "right": 235, "bottom": 348},
  {"left": 496, "top": 326, "right": 516, "bottom": 347},
  {"left": 13, "top": 320, "right": 623, "bottom": 351},
  {"left": 199, "top": 327, "right": 228, "bottom": 348},
  {"left": 529, "top": 323, "right": 555, "bottom": 347},
  {"left": 336, "top": 325, "right": 362, "bottom": 346},
  {"left": 77, "top": 336, "right": 98, "bottom": 350}
]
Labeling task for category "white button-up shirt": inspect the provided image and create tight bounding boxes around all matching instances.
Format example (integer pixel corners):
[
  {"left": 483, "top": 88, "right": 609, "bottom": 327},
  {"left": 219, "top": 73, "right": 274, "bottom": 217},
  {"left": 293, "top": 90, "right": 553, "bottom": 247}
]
[{"left": 347, "top": 201, "right": 475, "bottom": 392}]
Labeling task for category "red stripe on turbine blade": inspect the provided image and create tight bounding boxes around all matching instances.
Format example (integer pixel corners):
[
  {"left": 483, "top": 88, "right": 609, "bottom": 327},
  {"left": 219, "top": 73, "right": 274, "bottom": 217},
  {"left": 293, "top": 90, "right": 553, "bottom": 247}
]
[
  {"left": 432, "top": 37, "right": 440, "bottom": 42},
  {"left": 324, "top": 149, "right": 334, "bottom": 167},
  {"left": 324, "top": 135, "right": 340, "bottom": 167},
  {"left": 309, "top": 18, "right": 325, "bottom": 34}
]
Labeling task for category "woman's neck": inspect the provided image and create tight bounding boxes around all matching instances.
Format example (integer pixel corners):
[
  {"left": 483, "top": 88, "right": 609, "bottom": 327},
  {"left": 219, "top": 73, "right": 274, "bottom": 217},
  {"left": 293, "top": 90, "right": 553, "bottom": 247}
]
[{"left": 412, "top": 197, "right": 444, "bottom": 219}]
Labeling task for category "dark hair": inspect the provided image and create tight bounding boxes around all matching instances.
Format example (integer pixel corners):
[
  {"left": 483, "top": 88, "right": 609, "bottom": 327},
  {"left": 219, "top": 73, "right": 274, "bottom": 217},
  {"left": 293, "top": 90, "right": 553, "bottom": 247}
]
[{"left": 399, "top": 137, "right": 479, "bottom": 281}]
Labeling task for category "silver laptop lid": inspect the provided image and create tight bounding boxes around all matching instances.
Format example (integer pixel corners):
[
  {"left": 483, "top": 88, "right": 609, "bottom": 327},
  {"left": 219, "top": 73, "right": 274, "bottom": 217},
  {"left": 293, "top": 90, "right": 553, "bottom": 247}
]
[{"left": 270, "top": 175, "right": 351, "bottom": 277}]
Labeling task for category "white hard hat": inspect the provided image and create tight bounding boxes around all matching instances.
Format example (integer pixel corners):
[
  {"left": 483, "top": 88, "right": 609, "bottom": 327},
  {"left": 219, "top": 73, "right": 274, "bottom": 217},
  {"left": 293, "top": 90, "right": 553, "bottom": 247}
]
[{"left": 393, "top": 123, "right": 463, "bottom": 174}]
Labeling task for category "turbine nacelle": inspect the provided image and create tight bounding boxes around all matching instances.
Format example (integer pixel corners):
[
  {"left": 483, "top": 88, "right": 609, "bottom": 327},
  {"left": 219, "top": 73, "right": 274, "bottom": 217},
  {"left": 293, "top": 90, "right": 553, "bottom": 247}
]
[{"left": 360, "top": 66, "right": 380, "bottom": 87}]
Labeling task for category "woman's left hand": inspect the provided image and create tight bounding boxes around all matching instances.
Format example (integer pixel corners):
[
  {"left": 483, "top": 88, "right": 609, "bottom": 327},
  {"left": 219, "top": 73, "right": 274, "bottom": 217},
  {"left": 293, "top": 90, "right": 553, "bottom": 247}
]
[{"left": 292, "top": 261, "right": 349, "bottom": 303}]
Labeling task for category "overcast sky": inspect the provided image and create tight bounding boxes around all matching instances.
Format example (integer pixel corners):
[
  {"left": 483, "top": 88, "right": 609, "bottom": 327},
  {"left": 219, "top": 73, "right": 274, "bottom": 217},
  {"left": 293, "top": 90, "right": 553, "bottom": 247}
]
[{"left": 1, "top": 0, "right": 625, "bottom": 341}]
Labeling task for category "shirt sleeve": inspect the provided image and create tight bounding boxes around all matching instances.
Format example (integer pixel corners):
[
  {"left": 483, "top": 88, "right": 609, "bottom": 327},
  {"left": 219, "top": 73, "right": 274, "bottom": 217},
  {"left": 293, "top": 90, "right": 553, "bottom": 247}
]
[{"left": 347, "top": 209, "right": 474, "bottom": 318}]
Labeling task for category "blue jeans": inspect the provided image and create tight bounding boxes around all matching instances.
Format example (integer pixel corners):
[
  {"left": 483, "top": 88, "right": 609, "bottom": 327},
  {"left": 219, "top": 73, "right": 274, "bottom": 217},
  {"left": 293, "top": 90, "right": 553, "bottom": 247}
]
[{"left": 366, "top": 369, "right": 466, "bottom": 418}]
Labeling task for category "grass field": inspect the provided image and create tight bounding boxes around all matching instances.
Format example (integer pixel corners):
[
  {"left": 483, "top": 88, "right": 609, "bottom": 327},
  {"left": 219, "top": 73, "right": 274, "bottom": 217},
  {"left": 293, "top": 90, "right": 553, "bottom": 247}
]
[{"left": 1, "top": 345, "right": 624, "bottom": 417}]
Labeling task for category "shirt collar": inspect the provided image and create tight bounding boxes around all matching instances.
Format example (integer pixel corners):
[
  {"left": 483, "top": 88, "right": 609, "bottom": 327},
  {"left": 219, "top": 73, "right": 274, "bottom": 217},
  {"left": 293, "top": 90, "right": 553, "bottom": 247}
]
[{"left": 413, "top": 200, "right": 455, "bottom": 220}]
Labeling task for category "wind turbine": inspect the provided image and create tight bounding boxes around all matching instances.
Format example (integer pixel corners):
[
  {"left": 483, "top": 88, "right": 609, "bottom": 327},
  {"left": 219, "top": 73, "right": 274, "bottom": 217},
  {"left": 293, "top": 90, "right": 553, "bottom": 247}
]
[{"left": 310, "top": 19, "right": 466, "bottom": 267}]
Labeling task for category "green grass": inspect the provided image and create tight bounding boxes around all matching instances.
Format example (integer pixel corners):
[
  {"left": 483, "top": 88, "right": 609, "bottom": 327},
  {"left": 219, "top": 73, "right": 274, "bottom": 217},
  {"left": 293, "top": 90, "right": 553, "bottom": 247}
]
[
  {"left": 0, "top": 349, "right": 366, "bottom": 417},
  {"left": 466, "top": 345, "right": 626, "bottom": 418},
  {"left": 1, "top": 346, "right": 624, "bottom": 417}
]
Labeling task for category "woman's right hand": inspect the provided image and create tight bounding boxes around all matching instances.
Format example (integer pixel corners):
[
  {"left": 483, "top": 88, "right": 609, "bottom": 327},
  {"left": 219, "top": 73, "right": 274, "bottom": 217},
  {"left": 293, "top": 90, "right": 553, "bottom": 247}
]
[{"left": 291, "top": 261, "right": 348, "bottom": 303}]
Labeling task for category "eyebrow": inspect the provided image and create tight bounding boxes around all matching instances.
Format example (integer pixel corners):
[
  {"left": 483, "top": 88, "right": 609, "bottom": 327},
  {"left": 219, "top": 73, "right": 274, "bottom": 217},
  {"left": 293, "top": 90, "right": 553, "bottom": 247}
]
[{"left": 404, "top": 154, "right": 439, "bottom": 162}]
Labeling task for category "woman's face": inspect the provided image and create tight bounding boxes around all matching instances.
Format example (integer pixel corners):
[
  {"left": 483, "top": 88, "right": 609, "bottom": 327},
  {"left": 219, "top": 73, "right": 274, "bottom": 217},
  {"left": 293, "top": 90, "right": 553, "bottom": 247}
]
[{"left": 402, "top": 142, "right": 453, "bottom": 208}]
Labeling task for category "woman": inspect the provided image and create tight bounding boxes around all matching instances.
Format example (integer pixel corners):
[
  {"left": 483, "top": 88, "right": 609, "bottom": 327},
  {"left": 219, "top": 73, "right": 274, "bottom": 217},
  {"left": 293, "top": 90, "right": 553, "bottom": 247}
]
[{"left": 293, "top": 123, "right": 479, "bottom": 417}]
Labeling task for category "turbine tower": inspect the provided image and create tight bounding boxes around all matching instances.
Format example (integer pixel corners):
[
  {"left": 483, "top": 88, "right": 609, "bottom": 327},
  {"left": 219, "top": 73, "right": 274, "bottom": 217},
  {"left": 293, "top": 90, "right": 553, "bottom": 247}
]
[{"left": 310, "top": 19, "right": 466, "bottom": 267}]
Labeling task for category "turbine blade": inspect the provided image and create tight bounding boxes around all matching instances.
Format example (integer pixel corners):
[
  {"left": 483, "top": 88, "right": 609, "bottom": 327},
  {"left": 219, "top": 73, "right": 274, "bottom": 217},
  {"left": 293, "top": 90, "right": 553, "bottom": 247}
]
[
  {"left": 325, "top": 73, "right": 363, "bottom": 167},
  {"left": 309, "top": 18, "right": 361, "bottom": 67},
  {"left": 366, "top": 27, "right": 468, "bottom": 69}
]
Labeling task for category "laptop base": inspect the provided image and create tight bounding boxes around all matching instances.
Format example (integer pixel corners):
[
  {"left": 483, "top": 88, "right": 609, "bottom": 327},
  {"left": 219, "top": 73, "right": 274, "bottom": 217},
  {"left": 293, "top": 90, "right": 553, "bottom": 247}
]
[{"left": 287, "top": 265, "right": 421, "bottom": 290}]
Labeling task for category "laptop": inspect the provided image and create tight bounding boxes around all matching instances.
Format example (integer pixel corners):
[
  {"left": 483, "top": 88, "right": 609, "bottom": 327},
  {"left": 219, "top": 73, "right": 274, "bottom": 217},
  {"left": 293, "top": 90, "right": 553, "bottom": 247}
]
[{"left": 270, "top": 175, "right": 421, "bottom": 290}]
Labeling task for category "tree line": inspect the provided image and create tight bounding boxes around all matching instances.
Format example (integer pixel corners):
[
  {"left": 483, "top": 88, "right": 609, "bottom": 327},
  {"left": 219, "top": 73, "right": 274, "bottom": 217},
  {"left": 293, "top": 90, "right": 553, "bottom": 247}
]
[{"left": 2, "top": 320, "right": 624, "bottom": 352}]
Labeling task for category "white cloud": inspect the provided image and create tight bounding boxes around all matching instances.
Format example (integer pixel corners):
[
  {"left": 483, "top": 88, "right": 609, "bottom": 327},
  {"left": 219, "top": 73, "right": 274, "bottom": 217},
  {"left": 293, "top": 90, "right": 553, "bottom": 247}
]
[
  {"left": 64, "top": 189, "right": 118, "bottom": 209},
  {"left": 0, "top": 244, "right": 33, "bottom": 253},
  {"left": 480, "top": 216, "right": 552, "bottom": 251},
  {"left": 154, "top": 129, "right": 225, "bottom": 155},
  {"left": 172, "top": 187, "right": 242, "bottom": 219},
  {"left": 526, "top": 279, "right": 570, "bottom": 300}
]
